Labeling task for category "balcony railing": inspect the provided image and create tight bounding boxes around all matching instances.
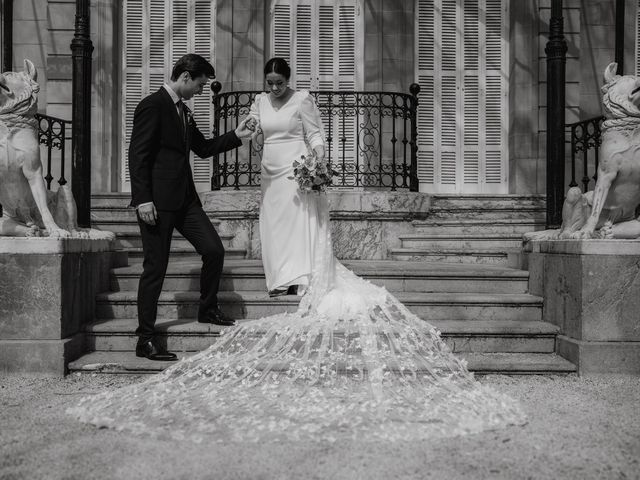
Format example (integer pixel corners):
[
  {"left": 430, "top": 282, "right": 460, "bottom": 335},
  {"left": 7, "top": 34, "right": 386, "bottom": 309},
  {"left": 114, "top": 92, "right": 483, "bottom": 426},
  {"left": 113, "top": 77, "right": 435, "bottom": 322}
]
[
  {"left": 35, "top": 113, "right": 72, "bottom": 189},
  {"left": 566, "top": 115, "right": 604, "bottom": 192},
  {"left": 211, "top": 83, "right": 420, "bottom": 192}
]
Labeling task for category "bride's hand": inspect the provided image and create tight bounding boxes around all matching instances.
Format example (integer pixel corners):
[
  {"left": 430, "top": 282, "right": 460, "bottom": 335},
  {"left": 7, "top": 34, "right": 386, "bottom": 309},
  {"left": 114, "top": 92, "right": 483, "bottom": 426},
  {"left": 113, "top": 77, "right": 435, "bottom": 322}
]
[
  {"left": 313, "top": 146, "right": 325, "bottom": 163},
  {"left": 245, "top": 116, "right": 258, "bottom": 132},
  {"left": 235, "top": 117, "right": 256, "bottom": 138}
]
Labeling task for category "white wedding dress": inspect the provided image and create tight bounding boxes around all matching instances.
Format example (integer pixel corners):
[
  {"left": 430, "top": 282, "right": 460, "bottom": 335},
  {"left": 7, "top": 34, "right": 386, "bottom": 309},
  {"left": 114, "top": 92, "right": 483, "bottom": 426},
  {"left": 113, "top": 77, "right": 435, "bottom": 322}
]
[
  {"left": 253, "top": 90, "right": 325, "bottom": 292},
  {"left": 68, "top": 93, "right": 526, "bottom": 443}
]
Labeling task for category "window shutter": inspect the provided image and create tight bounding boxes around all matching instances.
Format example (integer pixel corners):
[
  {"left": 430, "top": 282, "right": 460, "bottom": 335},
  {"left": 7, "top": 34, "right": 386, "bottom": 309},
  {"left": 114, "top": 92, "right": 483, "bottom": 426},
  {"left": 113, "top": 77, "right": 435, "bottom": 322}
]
[
  {"left": 121, "top": 0, "right": 216, "bottom": 191},
  {"left": 483, "top": 0, "right": 507, "bottom": 190},
  {"left": 272, "top": 2, "right": 292, "bottom": 61},
  {"left": 415, "top": 0, "right": 508, "bottom": 193},
  {"left": 191, "top": 0, "right": 216, "bottom": 186},
  {"left": 293, "top": 1, "right": 313, "bottom": 89},
  {"left": 122, "top": 0, "right": 166, "bottom": 190},
  {"left": 272, "top": 0, "right": 360, "bottom": 91},
  {"left": 637, "top": 0, "right": 640, "bottom": 75},
  {"left": 416, "top": 0, "right": 435, "bottom": 185},
  {"left": 336, "top": 2, "right": 356, "bottom": 90}
]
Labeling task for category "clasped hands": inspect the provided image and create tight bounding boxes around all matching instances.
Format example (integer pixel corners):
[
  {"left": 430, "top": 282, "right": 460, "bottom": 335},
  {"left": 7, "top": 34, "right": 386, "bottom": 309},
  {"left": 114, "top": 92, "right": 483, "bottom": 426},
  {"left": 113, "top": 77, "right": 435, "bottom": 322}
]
[{"left": 234, "top": 116, "right": 259, "bottom": 138}]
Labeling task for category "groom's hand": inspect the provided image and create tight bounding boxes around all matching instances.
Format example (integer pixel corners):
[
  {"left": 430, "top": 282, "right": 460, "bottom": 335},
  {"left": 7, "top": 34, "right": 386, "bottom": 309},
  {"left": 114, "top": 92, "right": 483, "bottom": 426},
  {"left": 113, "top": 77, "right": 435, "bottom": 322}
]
[
  {"left": 234, "top": 117, "right": 255, "bottom": 139},
  {"left": 137, "top": 202, "right": 157, "bottom": 226}
]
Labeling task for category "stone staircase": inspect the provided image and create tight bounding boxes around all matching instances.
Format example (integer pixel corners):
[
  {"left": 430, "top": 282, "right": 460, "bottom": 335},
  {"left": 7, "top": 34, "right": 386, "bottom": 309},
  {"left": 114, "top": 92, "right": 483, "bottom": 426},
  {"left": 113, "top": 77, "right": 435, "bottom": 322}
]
[
  {"left": 90, "top": 193, "right": 247, "bottom": 261},
  {"left": 390, "top": 195, "right": 546, "bottom": 265},
  {"left": 69, "top": 193, "right": 575, "bottom": 375}
]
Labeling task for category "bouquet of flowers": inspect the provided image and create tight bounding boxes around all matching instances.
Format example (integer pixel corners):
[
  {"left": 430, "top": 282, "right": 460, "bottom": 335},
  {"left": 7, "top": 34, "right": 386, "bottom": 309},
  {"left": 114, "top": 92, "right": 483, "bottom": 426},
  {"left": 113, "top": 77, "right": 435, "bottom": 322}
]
[{"left": 289, "top": 152, "right": 338, "bottom": 193}]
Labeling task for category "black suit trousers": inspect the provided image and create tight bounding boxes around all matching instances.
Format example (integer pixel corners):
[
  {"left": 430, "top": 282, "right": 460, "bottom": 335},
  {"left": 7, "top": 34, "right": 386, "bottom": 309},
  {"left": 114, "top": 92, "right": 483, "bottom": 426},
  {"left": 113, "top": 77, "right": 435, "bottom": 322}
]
[{"left": 135, "top": 198, "right": 225, "bottom": 343}]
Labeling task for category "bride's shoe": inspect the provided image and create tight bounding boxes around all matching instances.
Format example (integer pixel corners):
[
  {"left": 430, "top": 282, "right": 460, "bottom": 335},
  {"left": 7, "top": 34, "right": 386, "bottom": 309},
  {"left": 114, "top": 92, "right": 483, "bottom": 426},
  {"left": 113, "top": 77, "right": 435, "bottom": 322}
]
[{"left": 268, "top": 288, "right": 288, "bottom": 297}]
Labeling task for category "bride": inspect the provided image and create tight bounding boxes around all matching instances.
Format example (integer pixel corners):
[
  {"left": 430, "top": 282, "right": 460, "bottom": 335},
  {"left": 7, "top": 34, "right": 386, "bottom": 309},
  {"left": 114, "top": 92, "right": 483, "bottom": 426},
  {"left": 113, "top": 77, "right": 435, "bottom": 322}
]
[{"left": 68, "top": 58, "right": 526, "bottom": 442}]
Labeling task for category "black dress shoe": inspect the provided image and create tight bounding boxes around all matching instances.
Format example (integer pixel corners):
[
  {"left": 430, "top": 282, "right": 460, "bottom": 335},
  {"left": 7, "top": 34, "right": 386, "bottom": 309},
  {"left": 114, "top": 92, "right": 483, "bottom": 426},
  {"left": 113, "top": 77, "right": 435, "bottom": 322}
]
[
  {"left": 135, "top": 340, "right": 178, "bottom": 361},
  {"left": 198, "top": 306, "right": 236, "bottom": 326}
]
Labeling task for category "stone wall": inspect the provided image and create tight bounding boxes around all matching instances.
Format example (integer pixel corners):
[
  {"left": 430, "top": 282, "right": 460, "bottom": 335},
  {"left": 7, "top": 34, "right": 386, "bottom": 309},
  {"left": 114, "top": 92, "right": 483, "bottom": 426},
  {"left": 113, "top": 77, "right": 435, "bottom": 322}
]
[{"left": 202, "top": 190, "right": 430, "bottom": 260}]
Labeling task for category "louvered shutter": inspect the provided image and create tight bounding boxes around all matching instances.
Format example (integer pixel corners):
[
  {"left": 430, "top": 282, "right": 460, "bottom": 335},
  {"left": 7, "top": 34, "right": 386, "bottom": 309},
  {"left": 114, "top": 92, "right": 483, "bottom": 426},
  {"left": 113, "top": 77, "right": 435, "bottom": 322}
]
[
  {"left": 637, "top": 0, "right": 640, "bottom": 74},
  {"left": 191, "top": 1, "right": 215, "bottom": 187},
  {"left": 121, "top": 0, "right": 216, "bottom": 192},
  {"left": 272, "top": 2, "right": 292, "bottom": 61},
  {"left": 271, "top": 0, "right": 361, "bottom": 185},
  {"left": 415, "top": 0, "right": 508, "bottom": 193},
  {"left": 271, "top": 0, "right": 360, "bottom": 89},
  {"left": 293, "top": 0, "right": 313, "bottom": 89}
]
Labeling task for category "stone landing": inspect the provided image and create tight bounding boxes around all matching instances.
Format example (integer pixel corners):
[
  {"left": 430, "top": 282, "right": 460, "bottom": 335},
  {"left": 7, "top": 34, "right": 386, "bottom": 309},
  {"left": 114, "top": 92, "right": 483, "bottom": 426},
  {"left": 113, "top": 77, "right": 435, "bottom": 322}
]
[
  {"left": 526, "top": 239, "right": 640, "bottom": 374},
  {"left": 0, "top": 238, "right": 118, "bottom": 374}
]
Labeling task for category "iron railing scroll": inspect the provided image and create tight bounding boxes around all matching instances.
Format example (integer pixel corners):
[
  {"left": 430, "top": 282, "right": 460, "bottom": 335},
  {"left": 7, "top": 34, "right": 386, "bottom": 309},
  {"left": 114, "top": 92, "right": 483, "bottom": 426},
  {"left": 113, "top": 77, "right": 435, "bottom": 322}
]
[
  {"left": 211, "top": 82, "right": 420, "bottom": 192},
  {"left": 566, "top": 115, "right": 604, "bottom": 192},
  {"left": 35, "top": 113, "right": 72, "bottom": 189}
]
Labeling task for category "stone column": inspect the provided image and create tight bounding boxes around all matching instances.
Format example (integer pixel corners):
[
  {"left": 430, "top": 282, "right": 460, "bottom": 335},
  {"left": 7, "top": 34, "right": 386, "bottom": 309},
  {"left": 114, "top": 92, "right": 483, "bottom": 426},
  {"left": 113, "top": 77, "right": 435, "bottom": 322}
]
[
  {"left": 545, "top": 0, "right": 568, "bottom": 228},
  {"left": 70, "top": 0, "right": 93, "bottom": 227}
]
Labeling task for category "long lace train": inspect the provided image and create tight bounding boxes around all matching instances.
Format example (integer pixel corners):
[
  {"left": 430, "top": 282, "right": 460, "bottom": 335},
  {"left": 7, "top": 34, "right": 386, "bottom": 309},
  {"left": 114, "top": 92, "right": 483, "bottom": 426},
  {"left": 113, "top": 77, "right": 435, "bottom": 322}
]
[{"left": 68, "top": 196, "right": 526, "bottom": 442}]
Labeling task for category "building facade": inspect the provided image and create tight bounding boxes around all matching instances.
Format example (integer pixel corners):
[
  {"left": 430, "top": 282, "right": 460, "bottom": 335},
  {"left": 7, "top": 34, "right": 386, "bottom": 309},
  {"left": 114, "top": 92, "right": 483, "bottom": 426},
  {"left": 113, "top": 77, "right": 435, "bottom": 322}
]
[{"left": 4, "top": 0, "right": 638, "bottom": 197}]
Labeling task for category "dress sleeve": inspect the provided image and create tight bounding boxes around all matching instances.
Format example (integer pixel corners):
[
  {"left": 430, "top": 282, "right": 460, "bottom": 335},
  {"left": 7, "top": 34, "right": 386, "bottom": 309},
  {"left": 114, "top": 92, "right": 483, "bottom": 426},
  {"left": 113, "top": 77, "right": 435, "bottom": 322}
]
[
  {"left": 249, "top": 92, "right": 264, "bottom": 123},
  {"left": 299, "top": 92, "right": 325, "bottom": 150}
]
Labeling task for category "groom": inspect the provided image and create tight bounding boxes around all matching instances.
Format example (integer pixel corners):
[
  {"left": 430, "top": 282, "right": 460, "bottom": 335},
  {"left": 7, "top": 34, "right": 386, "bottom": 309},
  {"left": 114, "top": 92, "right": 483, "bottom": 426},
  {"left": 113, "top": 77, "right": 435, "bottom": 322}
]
[{"left": 128, "top": 54, "right": 253, "bottom": 361}]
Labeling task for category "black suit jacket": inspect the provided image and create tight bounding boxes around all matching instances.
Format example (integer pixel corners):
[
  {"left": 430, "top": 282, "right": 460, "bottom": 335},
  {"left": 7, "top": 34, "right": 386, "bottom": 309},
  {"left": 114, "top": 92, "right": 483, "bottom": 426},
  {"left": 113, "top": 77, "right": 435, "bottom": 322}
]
[{"left": 128, "top": 87, "right": 241, "bottom": 211}]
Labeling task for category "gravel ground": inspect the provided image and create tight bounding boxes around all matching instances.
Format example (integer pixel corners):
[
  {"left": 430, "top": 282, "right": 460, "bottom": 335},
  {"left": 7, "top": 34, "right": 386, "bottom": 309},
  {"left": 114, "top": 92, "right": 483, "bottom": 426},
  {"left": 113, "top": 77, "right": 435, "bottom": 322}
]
[{"left": 1, "top": 373, "right": 639, "bottom": 480}]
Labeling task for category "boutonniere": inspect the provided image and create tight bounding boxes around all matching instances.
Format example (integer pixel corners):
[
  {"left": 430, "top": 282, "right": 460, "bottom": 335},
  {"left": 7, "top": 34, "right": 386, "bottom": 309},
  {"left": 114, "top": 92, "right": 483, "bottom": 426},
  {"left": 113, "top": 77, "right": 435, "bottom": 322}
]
[{"left": 184, "top": 105, "right": 195, "bottom": 125}]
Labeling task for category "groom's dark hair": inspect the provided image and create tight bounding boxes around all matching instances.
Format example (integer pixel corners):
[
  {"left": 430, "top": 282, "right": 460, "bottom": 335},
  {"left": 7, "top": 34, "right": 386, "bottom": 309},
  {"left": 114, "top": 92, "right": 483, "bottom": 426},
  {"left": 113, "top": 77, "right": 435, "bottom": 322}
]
[{"left": 171, "top": 54, "right": 216, "bottom": 81}]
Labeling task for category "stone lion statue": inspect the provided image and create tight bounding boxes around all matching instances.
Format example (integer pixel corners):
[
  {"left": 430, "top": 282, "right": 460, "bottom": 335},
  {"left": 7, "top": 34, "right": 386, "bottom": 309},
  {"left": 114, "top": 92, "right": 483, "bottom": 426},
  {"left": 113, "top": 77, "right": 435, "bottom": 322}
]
[
  {"left": 526, "top": 62, "right": 640, "bottom": 241},
  {"left": 0, "top": 59, "right": 113, "bottom": 239}
]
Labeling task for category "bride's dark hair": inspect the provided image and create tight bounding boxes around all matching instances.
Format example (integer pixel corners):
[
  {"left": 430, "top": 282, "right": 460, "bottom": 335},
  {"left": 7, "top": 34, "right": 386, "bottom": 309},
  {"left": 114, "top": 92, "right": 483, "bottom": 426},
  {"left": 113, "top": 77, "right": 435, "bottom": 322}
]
[{"left": 264, "top": 57, "right": 291, "bottom": 80}]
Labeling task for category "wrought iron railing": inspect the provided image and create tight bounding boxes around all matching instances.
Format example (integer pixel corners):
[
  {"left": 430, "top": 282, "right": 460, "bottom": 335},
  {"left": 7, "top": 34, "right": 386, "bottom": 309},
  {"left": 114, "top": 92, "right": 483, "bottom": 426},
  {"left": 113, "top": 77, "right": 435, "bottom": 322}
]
[
  {"left": 0, "top": 113, "right": 70, "bottom": 217},
  {"left": 211, "top": 83, "right": 420, "bottom": 191},
  {"left": 566, "top": 115, "right": 604, "bottom": 192},
  {"left": 35, "top": 113, "right": 72, "bottom": 189}
]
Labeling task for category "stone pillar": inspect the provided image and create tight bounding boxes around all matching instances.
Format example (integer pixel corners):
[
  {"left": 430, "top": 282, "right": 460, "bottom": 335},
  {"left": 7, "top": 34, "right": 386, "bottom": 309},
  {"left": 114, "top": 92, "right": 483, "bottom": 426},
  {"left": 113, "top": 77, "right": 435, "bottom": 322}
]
[
  {"left": 1, "top": 0, "right": 12, "bottom": 72},
  {"left": 0, "top": 238, "right": 116, "bottom": 375},
  {"left": 545, "top": 0, "right": 568, "bottom": 229},
  {"left": 70, "top": 0, "right": 93, "bottom": 227},
  {"left": 527, "top": 240, "right": 640, "bottom": 374}
]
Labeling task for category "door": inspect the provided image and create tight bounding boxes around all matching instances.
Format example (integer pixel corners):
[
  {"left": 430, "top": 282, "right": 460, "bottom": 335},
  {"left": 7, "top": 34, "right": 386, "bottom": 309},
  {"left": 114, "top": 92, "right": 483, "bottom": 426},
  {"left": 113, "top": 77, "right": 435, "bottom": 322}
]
[{"left": 415, "top": 0, "right": 509, "bottom": 193}]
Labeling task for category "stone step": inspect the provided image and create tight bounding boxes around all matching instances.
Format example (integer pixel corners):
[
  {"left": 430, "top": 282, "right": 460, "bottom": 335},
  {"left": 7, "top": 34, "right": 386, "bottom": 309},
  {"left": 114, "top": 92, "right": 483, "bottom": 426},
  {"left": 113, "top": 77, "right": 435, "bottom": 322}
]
[
  {"left": 91, "top": 193, "right": 135, "bottom": 208},
  {"left": 389, "top": 248, "right": 520, "bottom": 266},
  {"left": 109, "top": 259, "right": 531, "bottom": 294},
  {"left": 91, "top": 216, "right": 223, "bottom": 235},
  {"left": 84, "top": 318, "right": 558, "bottom": 354},
  {"left": 95, "top": 291, "right": 543, "bottom": 322},
  {"left": 429, "top": 194, "right": 545, "bottom": 211},
  {"left": 411, "top": 219, "right": 545, "bottom": 235},
  {"left": 114, "top": 231, "right": 235, "bottom": 250},
  {"left": 426, "top": 194, "right": 546, "bottom": 221},
  {"left": 124, "top": 247, "right": 247, "bottom": 262},
  {"left": 398, "top": 233, "right": 524, "bottom": 250},
  {"left": 68, "top": 350, "right": 576, "bottom": 375}
]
